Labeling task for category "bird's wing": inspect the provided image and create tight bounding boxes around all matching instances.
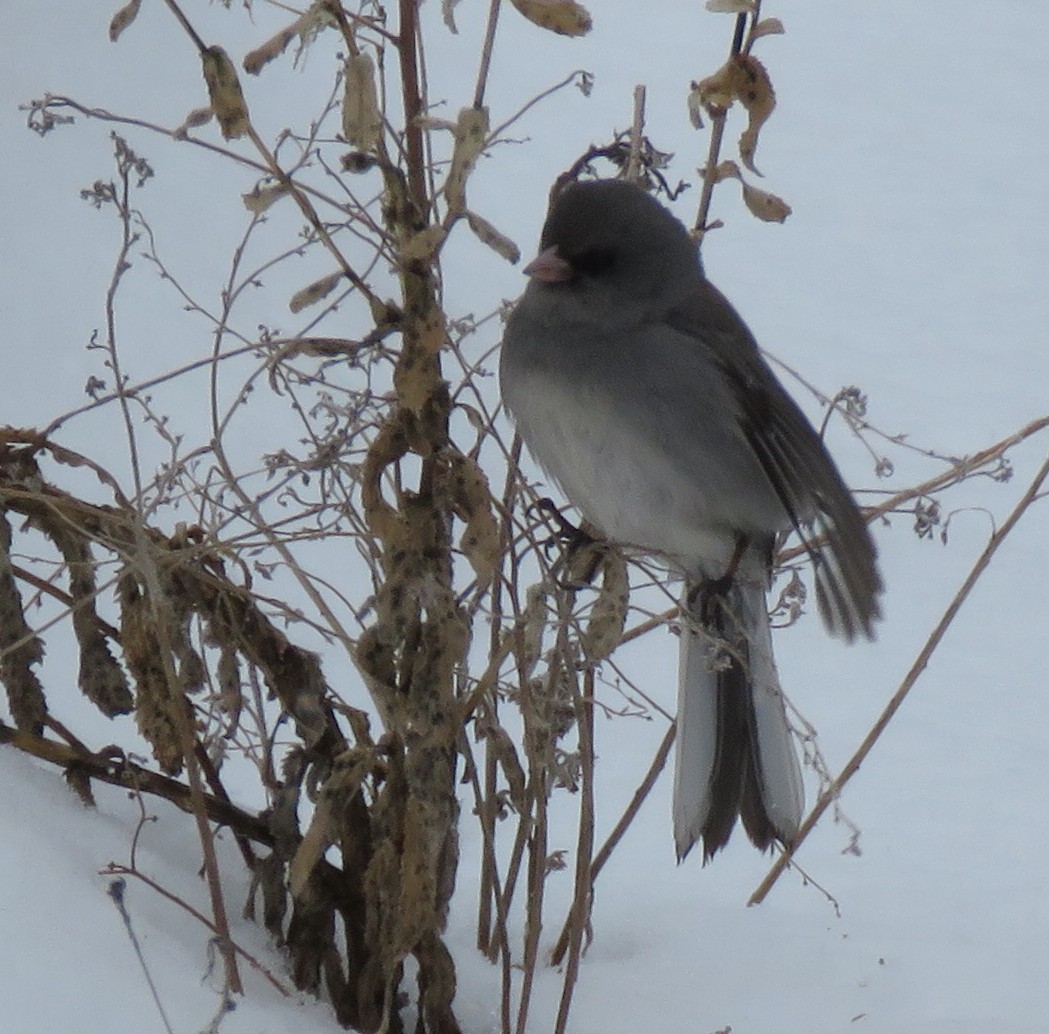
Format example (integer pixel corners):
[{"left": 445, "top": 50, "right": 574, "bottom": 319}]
[{"left": 666, "top": 279, "right": 882, "bottom": 640}]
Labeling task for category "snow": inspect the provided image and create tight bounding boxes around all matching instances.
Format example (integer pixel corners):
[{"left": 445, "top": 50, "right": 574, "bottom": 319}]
[{"left": 2, "top": 2, "right": 1048, "bottom": 1032}]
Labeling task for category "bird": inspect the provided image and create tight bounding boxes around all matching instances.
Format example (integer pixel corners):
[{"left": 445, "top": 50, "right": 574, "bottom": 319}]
[{"left": 499, "top": 178, "right": 882, "bottom": 861}]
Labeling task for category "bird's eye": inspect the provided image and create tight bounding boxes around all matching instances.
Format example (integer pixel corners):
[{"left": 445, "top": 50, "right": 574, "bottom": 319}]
[{"left": 571, "top": 247, "right": 617, "bottom": 275}]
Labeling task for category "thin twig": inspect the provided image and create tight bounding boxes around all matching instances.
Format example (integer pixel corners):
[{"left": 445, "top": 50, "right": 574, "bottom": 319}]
[
  {"left": 553, "top": 666, "right": 596, "bottom": 1034},
  {"left": 749, "top": 449, "right": 1049, "bottom": 905},
  {"left": 473, "top": 0, "right": 503, "bottom": 110},
  {"left": 694, "top": 11, "right": 748, "bottom": 236},
  {"left": 550, "top": 720, "right": 676, "bottom": 964}
]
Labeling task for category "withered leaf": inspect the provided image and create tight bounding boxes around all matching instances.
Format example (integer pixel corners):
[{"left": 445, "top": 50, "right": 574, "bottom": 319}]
[
  {"left": 482, "top": 722, "right": 527, "bottom": 812},
  {"left": 289, "top": 271, "right": 344, "bottom": 313},
  {"left": 242, "top": 181, "right": 290, "bottom": 214},
  {"left": 201, "top": 46, "right": 250, "bottom": 140},
  {"left": 173, "top": 106, "right": 214, "bottom": 139},
  {"left": 740, "top": 179, "right": 792, "bottom": 223},
  {"left": 342, "top": 52, "right": 382, "bottom": 151},
  {"left": 734, "top": 53, "right": 776, "bottom": 174},
  {"left": 244, "top": 3, "right": 337, "bottom": 75},
  {"left": 442, "top": 0, "right": 463, "bottom": 33},
  {"left": 466, "top": 210, "right": 520, "bottom": 264},
  {"left": 509, "top": 0, "right": 592, "bottom": 37},
  {"left": 243, "top": 27, "right": 297, "bottom": 76},
  {"left": 448, "top": 453, "right": 501, "bottom": 587},
  {"left": 687, "top": 82, "right": 706, "bottom": 129},
  {"left": 752, "top": 16, "right": 786, "bottom": 40},
  {"left": 401, "top": 224, "right": 448, "bottom": 264},
  {"left": 582, "top": 549, "right": 629, "bottom": 662},
  {"left": 445, "top": 107, "right": 489, "bottom": 215},
  {"left": 109, "top": 0, "right": 142, "bottom": 42}
]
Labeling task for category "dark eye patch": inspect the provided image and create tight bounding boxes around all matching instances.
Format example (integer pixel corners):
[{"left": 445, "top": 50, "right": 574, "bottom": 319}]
[{"left": 570, "top": 246, "right": 618, "bottom": 276}]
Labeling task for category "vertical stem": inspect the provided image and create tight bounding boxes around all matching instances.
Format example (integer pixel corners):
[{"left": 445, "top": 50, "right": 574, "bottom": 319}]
[
  {"left": 694, "top": 11, "right": 750, "bottom": 237},
  {"left": 398, "top": 0, "right": 428, "bottom": 214},
  {"left": 625, "top": 84, "right": 646, "bottom": 183},
  {"left": 553, "top": 666, "right": 596, "bottom": 1034},
  {"left": 473, "top": 0, "right": 503, "bottom": 109}
]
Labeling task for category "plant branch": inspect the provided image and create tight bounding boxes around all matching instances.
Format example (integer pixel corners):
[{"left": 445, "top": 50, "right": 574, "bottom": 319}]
[{"left": 749, "top": 448, "right": 1049, "bottom": 905}]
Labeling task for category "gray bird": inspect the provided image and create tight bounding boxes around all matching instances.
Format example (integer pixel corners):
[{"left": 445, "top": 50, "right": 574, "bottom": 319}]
[{"left": 500, "top": 178, "right": 882, "bottom": 861}]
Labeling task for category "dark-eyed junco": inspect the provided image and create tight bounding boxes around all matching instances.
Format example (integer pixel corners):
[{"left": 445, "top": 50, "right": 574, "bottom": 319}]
[{"left": 500, "top": 178, "right": 882, "bottom": 860}]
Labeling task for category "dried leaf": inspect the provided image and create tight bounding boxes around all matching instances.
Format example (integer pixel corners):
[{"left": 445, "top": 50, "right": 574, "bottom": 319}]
[
  {"left": 697, "top": 61, "right": 738, "bottom": 114},
  {"left": 687, "top": 83, "right": 705, "bottom": 129},
  {"left": 509, "top": 0, "right": 592, "bottom": 37},
  {"left": 481, "top": 722, "right": 527, "bottom": 812},
  {"left": 582, "top": 550, "right": 629, "bottom": 661},
  {"left": 243, "top": 26, "right": 297, "bottom": 75},
  {"left": 0, "top": 511, "right": 47, "bottom": 733},
  {"left": 705, "top": 0, "right": 755, "bottom": 11},
  {"left": 518, "top": 584, "right": 549, "bottom": 679},
  {"left": 447, "top": 454, "right": 501, "bottom": 587},
  {"left": 740, "top": 179, "right": 792, "bottom": 222},
  {"left": 289, "top": 795, "right": 335, "bottom": 899},
  {"left": 242, "top": 181, "right": 291, "bottom": 214},
  {"left": 119, "top": 575, "right": 185, "bottom": 775},
  {"left": 445, "top": 107, "right": 489, "bottom": 215},
  {"left": 173, "top": 105, "right": 214, "bottom": 139},
  {"left": 401, "top": 224, "right": 448, "bottom": 264},
  {"left": 201, "top": 46, "right": 250, "bottom": 140},
  {"left": 109, "top": 0, "right": 142, "bottom": 42},
  {"left": 752, "top": 16, "right": 786, "bottom": 39},
  {"left": 442, "top": 0, "right": 463, "bottom": 33},
  {"left": 342, "top": 52, "right": 382, "bottom": 151},
  {"left": 734, "top": 54, "right": 776, "bottom": 174},
  {"left": 466, "top": 210, "right": 520, "bottom": 264},
  {"left": 244, "top": 3, "right": 337, "bottom": 75},
  {"left": 710, "top": 158, "right": 742, "bottom": 183},
  {"left": 289, "top": 271, "right": 344, "bottom": 313}
]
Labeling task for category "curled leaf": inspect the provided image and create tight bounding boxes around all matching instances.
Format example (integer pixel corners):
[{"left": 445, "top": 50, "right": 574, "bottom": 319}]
[
  {"left": 446, "top": 453, "right": 501, "bottom": 587},
  {"left": 582, "top": 550, "right": 629, "bottom": 662},
  {"left": 734, "top": 54, "right": 776, "bottom": 174},
  {"left": 479, "top": 721, "right": 527, "bottom": 812},
  {"left": 201, "top": 46, "right": 250, "bottom": 140},
  {"left": 740, "top": 180, "right": 792, "bottom": 223},
  {"left": 109, "top": 0, "right": 142, "bottom": 42},
  {"left": 342, "top": 52, "right": 382, "bottom": 151},
  {"left": 173, "top": 105, "right": 214, "bottom": 139},
  {"left": 242, "top": 181, "right": 291, "bottom": 214},
  {"left": 289, "top": 271, "right": 344, "bottom": 313},
  {"left": 466, "top": 210, "right": 520, "bottom": 264},
  {"left": 244, "top": 3, "right": 337, "bottom": 75},
  {"left": 687, "top": 82, "right": 706, "bottom": 129},
  {"left": 445, "top": 107, "right": 489, "bottom": 215},
  {"left": 244, "top": 27, "right": 297, "bottom": 76},
  {"left": 442, "top": 0, "right": 463, "bottom": 33},
  {"left": 509, "top": 0, "right": 592, "bottom": 37},
  {"left": 402, "top": 224, "right": 448, "bottom": 264},
  {"left": 752, "top": 17, "right": 786, "bottom": 40}
]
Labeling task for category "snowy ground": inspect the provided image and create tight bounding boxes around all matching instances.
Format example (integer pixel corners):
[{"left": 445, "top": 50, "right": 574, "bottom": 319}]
[{"left": 2, "top": 2, "right": 1048, "bottom": 1032}]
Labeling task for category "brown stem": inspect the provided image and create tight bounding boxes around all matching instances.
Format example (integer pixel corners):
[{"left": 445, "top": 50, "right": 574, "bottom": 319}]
[
  {"left": 398, "top": 0, "right": 428, "bottom": 214},
  {"left": 473, "top": 0, "right": 503, "bottom": 109},
  {"left": 550, "top": 720, "right": 676, "bottom": 964},
  {"left": 553, "top": 667, "right": 596, "bottom": 1034},
  {"left": 694, "top": 11, "right": 749, "bottom": 237},
  {"left": 749, "top": 449, "right": 1049, "bottom": 905},
  {"left": 0, "top": 720, "right": 275, "bottom": 845}
]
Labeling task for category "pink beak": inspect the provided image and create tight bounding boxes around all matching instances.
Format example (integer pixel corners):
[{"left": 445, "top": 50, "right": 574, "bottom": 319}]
[{"left": 523, "top": 246, "right": 574, "bottom": 284}]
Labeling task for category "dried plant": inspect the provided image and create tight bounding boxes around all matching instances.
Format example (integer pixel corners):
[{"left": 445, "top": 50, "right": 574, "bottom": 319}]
[{"left": 4, "top": 2, "right": 1048, "bottom": 1033}]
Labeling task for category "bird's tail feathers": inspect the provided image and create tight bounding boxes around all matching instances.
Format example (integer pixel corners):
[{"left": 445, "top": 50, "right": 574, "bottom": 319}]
[{"left": 673, "top": 580, "right": 804, "bottom": 862}]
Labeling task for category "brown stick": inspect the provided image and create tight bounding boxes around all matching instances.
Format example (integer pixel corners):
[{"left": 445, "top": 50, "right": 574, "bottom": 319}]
[{"left": 749, "top": 449, "right": 1049, "bottom": 905}]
